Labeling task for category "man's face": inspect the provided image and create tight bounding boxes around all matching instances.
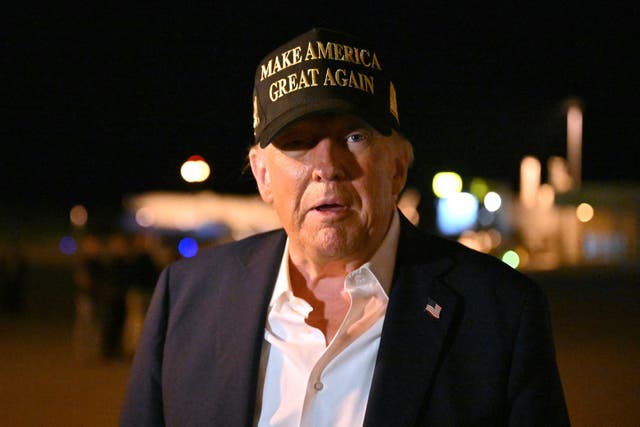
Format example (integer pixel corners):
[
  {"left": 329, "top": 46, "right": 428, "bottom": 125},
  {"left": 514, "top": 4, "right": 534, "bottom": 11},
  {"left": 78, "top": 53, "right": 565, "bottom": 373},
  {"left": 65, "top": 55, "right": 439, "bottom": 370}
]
[{"left": 250, "top": 113, "right": 410, "bottom": 265}]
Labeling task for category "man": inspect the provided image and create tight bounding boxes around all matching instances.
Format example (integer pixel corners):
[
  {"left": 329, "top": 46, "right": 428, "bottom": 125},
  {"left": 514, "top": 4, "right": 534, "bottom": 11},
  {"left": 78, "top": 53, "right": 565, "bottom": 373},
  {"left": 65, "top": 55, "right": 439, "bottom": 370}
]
[{"left": 120, "top": 28, "right": 569, "bottom": 426}]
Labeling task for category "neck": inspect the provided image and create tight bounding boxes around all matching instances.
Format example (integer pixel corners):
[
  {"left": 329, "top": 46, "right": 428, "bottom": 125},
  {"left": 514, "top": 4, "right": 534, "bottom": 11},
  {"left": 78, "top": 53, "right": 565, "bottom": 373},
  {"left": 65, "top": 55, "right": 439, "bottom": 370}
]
[{"left": 288, "top": 257, "right": 351, "bottom": 344}]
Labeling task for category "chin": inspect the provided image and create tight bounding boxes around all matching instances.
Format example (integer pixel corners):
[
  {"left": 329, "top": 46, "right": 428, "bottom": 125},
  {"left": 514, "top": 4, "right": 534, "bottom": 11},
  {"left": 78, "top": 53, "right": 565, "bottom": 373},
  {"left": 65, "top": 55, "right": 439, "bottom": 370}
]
[{"left": 309, "top": 227, "right": 362, "bottom": 259}]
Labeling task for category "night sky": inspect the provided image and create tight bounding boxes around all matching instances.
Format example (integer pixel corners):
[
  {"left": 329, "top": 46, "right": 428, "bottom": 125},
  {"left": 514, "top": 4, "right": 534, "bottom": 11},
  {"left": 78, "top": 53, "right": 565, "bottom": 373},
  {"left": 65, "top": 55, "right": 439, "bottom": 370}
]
[{"left": 4, "top": 3, "right": 637, "bottom": 220}]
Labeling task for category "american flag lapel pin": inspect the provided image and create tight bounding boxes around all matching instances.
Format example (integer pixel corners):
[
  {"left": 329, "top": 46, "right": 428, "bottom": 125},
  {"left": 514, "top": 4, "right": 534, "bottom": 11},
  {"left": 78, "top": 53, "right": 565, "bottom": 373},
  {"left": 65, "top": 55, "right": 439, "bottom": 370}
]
[{"left": 425, "top": 298, "right": 442, "bottom": 320}]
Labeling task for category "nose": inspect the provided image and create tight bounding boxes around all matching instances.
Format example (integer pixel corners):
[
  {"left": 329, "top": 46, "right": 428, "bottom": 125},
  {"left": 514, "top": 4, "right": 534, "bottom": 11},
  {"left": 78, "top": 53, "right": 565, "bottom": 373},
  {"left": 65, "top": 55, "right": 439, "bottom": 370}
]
[{"left": 310, "top": 138, "right": 349, "bottom": 182}]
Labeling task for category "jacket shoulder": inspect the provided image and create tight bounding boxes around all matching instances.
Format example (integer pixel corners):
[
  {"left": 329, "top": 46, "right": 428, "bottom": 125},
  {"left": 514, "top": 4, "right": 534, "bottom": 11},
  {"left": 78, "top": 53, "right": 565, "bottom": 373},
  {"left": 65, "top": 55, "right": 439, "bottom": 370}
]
[
  {"left": 400, "top": 219, "right": 539, "bottom": 299},
  {"left": 167, "top": 228, "right": 286, "bottom": 277}
]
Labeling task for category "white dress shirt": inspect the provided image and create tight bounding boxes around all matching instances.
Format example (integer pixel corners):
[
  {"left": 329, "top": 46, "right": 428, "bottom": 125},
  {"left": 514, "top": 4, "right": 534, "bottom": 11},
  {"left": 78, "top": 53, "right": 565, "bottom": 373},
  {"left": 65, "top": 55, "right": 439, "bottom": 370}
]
[{"left": 256, "top": 211, "right": 400, "bottom": 427}]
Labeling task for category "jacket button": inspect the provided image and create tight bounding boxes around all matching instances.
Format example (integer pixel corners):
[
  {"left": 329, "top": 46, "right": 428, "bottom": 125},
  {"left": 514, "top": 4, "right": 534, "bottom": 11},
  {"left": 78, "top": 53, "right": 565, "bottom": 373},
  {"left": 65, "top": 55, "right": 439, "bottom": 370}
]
[{"left": 313, "top": 381, "right": 324, "bottom": 391}]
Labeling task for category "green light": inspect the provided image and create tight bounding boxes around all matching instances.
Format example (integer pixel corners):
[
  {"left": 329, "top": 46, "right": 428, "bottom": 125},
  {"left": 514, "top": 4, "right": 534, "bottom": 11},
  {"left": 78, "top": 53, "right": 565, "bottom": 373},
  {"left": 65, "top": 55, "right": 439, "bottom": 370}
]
[
  {"left": 501, "top": 250, "right": 520, "bottom": 269},
  {"left": 469, "top": 177, "right": 489, "bottom": 201}
]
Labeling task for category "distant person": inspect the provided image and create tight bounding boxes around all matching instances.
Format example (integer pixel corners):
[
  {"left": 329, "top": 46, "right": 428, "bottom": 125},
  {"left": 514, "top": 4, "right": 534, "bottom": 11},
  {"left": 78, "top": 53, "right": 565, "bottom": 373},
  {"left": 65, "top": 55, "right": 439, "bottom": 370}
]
[
  {"left": 100, "top": 233, "right": 131, "bottom": 360},
  {"left": 121, "top": 28, "right": 569, "bottom": 426},
  {"left": 122, "top": 233, "right": 159, "bottom": 357},
  {"left": 72, "top": 233, "right": 105, "bottom": 361},
  {"left": 0, "top": 243, "right": 27, "bottom": 314}
]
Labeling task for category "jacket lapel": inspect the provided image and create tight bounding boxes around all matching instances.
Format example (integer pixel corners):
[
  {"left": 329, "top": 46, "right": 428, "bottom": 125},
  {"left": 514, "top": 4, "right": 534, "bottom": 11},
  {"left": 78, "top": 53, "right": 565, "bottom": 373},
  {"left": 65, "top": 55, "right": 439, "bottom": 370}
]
[
  {"left": 214, "top": 230, "right": 287, "bottom": 426},
  {"left": 364, "top": 216, "right": 460, "bottom": 427}
]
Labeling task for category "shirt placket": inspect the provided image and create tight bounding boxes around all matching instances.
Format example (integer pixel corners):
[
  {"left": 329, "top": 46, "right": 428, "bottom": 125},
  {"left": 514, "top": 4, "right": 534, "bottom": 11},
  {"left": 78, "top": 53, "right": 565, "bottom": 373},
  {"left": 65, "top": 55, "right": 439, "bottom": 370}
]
[{"left": 300, "top": 268, "right": 386, "bottom": 426}]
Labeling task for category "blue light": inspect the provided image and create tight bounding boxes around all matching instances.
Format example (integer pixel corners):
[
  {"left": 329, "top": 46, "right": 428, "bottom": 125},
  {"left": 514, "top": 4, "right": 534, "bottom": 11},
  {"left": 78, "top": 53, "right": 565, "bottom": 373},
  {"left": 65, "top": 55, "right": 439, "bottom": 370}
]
[
  {"left": 59, "top": 236, "right": 77, "bottom": 255},
  {"left": 178, "top": 237, "right": 199, "bottom": 258},
  {"left": 436, "top": 192, "right": 479, "bottom": 236}
]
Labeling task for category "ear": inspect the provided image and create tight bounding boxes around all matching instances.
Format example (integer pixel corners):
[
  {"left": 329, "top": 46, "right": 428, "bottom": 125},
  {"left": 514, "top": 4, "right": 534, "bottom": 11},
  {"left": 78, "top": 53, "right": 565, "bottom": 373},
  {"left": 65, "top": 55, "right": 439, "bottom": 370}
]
[
  {"left": 391, "top": 141, "right": 411, "bottom": 197},
  {"left": 249, "top": 146, "right": 273, "bottom": 204}
]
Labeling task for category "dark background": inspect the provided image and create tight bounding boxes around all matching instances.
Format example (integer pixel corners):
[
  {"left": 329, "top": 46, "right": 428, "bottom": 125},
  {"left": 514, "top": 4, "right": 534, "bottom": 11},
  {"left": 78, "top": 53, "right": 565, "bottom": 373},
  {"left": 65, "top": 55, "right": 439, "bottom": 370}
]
[
  {"left": 2, "top": 5, "right": 639, "bottom": 426},
  {"left": 3, "top": 3, "right": 637, "bottom": 220}
]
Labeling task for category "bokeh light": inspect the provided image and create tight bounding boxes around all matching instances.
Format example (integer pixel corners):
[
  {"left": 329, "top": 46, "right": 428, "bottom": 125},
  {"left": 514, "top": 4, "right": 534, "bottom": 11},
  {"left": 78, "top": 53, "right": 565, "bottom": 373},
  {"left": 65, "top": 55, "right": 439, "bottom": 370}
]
[
  {"left": 181, "top": 155, "right": 211, "bottom": 183},
  {"left": 397, "top": 187, "right": 421, "bottom": 225},
  {"left": 59, "top": 236, "right": 77, "bottom": 255},
  {"left": 487, "top": 228, "right": 502, "bottom": 248},
  {"left": 69, "top": 205, "right": 88, "bottom": 227},
  {"left": 576, "top": 203, "right": 594, "bottom": 223},
  {"left": 483, "top": 191, "right": 502, "bottom": 212},
  {"left": 432, "top": 172, "right": 463, "bottom": 198},
  {"left": 537, "top": 183, "right": 555, "bottom": 210},
  {"left": 469, "top": 177, "right": 489, "bottom": 201},
  {"left": 135, "top": 207, "right": 156, "bottom": 228},
  {"left": 501, "top": 250, "right": 520, "bottom": 269},
  {"left": 178, "top": 237, "right": 199, "bottom": 258},
  {"left": 520, "top": 156, "right": 541, "bottom": 209},
  {"left": 436, "top": 192, "right": 478, "bottom": 236}
]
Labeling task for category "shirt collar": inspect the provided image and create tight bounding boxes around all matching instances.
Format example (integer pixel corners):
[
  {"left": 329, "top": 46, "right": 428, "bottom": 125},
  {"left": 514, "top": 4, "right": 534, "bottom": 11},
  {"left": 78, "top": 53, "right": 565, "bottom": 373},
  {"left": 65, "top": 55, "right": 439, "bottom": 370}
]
[
  {"left": 361, "top": 208, "right": 400, "bottom": 295},
  {"left": 269, "top": 209, "right": 401, "bottom": 307}
]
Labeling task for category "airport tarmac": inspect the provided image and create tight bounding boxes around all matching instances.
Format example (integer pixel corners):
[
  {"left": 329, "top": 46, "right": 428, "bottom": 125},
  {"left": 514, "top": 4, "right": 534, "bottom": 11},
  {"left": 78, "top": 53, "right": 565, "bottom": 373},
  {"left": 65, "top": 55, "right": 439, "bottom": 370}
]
[{"left": 1, "top": 262, "right": 638, "bottom": 426}]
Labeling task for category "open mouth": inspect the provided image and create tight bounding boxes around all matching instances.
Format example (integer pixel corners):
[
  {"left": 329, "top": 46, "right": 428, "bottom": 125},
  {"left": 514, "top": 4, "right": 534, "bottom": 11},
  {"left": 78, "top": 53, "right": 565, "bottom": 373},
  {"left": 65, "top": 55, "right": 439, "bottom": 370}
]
[{"left": 314, "top": 203, "right": 345, "bottom": 212}]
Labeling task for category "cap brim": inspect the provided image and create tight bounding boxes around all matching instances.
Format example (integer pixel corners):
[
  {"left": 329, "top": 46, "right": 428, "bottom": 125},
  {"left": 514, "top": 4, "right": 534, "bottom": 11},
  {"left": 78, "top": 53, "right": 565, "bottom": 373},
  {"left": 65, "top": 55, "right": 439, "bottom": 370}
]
[{"left": 258, "top": 99, "right": 393, "bottom": 147}]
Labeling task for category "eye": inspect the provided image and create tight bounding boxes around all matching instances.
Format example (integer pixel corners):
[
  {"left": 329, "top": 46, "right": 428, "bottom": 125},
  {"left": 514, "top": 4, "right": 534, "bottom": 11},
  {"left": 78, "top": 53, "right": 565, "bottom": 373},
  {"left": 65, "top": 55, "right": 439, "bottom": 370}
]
[
  {"left": 345, "top": 130, "right": 372, "bottom": 149},
  {"left": 271, "top": 130, "right": 314, "bottom": 151},
  {"left": 272, "top": 135, "right": 316, "bottom": 152}
]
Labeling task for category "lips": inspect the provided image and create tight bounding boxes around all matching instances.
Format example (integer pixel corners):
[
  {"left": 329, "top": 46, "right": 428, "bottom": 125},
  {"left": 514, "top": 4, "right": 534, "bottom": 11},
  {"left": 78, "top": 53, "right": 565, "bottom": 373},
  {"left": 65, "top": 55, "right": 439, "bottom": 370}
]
[
  {"left": 314, "top": 203, "right": 345, "bottom": 212},
  {"left": 311, "top": 197, "right": 349, "bottom": 213}
]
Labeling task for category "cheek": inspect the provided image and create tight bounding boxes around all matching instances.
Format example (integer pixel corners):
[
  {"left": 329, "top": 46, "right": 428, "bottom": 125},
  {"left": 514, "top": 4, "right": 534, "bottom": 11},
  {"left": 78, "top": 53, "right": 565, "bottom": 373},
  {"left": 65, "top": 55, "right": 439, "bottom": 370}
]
[
  {"left": 268, "top": 158, "right": 307, "bottom": 212},
  {"left": 366, "top": 155, "right": 396, "bottom": 193}
]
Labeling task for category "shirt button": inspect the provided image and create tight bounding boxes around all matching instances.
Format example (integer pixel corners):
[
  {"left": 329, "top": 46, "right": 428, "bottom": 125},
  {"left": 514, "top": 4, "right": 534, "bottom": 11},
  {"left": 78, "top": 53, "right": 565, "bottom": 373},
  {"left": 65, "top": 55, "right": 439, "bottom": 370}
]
[{"left": 313, "top": 381, "right": 324, "bottom": 391}]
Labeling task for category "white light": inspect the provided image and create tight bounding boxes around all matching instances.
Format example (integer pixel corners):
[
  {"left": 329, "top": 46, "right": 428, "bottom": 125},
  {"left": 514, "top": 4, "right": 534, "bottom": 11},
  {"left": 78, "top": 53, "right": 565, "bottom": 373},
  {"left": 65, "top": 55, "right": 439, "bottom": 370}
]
[
  {"left": 483, "top": 191, "right": 502, "bottom": 212},
  {"left": 181, "top": 155, "right": 211, "bottom": 183},
  {"left": 135, "top": 207, "right": 156, "bottom": 227}
]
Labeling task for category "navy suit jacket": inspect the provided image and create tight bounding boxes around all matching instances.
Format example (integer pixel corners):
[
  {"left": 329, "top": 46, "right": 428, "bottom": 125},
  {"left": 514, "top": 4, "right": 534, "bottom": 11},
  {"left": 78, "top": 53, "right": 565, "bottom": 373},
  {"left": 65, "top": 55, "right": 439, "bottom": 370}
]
[{"left": 120, "top": 214, "right": 569, "bottom": 426}]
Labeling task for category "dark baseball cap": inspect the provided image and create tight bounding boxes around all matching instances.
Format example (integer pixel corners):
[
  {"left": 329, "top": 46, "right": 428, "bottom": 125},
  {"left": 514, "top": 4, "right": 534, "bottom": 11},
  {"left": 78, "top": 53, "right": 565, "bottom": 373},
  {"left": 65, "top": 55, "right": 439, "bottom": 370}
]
[{"left": 252, "top": 28, "right": 401, "bottom": 147}]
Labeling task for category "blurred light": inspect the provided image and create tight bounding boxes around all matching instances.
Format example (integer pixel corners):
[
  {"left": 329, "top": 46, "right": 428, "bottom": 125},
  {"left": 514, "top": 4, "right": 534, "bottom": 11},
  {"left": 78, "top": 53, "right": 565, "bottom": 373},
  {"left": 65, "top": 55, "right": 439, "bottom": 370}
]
[
  {"left": 477, "top": 208, "right": 495, "bottom": 227},
  {"left": 483, "top": 191, "right": 502, "bottom": 212},
  {"left": 195, "top": 222, "right": 230, "bottom": 240},
  {"left": 537, "top": 183, "right": 555, "bottom": 210},
  {"left": 174, "top": 211, "right": 198, "bottom": 231},
  {"left": 520, "top": 156, "right": 541, "bottom": 209},
  {"left": 181, "top": 155, "right": 211, "bottom": 183},
  {"left": 487, "top": 228, "right": 502, "bottom": 249},
  {"left": 576, "top": 203, "right": 594, "bottom": 223},
  {"left": 69, "top": 204, "right": 88, "bottom": 227},
  {"left": 178, "top": 237, "right": 199, "bottom": 258},
  {"left": 436, "top": 192, "right": 478, "bottom": 235},
  {"left": 469, "top": 178, "right": 489, "bottom": 201},
  {"left": 59, "top": 236, "right": 77, "bottom": 255},
  {"left": 135, "top": 207, "right": 156, "bottom": 228},
  {"left": 567, "top": 100, "right": 583, "bottom": 189},
  {"left": 477, "top": 231, "right": 493, "bottom": 252},
  {"left": 501, "top": 250, "right": 520, "bottom": 269},
  {"left": 397, "top": 187, "right": 421, "bottom": 225},
  {"left": 458, "top": 231, "right": 485, "bottom": 252},
  {"left": 432, "top": 172, "right": 463, "bottom": 198},
  {"left": 548, "top": 156, "right": 573, "bottom": 193},
  {"left": 517, "top": 247, "right": 530, "bottom": 268},
  {"left": 457, "top": 230, "right": 492, "bottom": 253},
  {"left": 124, "top": 190, "right": 282, "bottom": 240},
  {"left": 583, "top": 232, "right": 627, "bottom": 261}
]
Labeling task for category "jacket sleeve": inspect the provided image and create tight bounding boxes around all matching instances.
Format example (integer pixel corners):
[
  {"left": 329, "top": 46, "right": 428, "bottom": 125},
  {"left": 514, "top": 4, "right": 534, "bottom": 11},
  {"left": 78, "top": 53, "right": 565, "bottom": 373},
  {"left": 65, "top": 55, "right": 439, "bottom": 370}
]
[
  {"left": 119, "top": 267, "right": 171, "bottom": 427},
  {"left": 507, "top": 284, "right": 571, "bottom": 426}
]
